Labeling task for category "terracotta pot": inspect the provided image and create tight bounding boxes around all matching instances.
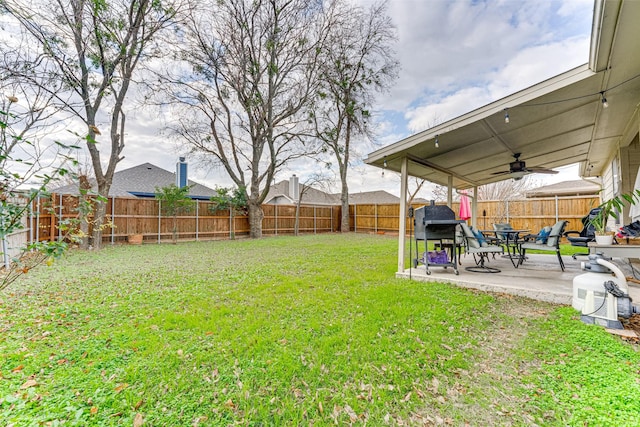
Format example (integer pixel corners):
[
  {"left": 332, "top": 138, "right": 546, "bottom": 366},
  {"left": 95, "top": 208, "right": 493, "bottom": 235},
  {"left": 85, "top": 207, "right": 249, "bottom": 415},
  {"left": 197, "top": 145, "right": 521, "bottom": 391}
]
[{"left": 128, "top": 234, "right": 143, "bottom": 245}]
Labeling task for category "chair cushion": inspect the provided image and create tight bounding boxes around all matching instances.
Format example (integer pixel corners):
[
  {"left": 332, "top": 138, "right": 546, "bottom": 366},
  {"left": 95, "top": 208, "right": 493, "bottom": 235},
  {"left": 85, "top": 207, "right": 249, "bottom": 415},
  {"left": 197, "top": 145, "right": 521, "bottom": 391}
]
[
  {"left": 546, "top": 220, "right": 567, "bottom": 247},
  {"left": 460, "top": 223, "right": 480, "bottom": 249},
  {"left": 566, "top": 236, "right": 591, "bottom": 246},
  {"left": 535, "top": 226, "right": 552, "bottom": 244},
  {"left": 471, "top": 227, "right": 488, "bottom": 247}
]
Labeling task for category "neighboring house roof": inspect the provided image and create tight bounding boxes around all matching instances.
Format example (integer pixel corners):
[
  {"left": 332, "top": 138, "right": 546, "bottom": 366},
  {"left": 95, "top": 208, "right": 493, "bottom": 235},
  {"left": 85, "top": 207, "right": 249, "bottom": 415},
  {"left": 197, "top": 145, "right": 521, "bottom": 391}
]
[
  {"left": 526, "top": 180, "right": 601, "bottom": 198},
  {"left": 264, "top": 180, "right": 339, "bottom": 205},
  {"left": 265, "top": 180, "right": 411, "bottom": 205},
  {"left": 50, "top": 163, "right": 218, "bottom": 200},
  {"left": 348, "top": 190, "right": 401, "bottom": 204}
]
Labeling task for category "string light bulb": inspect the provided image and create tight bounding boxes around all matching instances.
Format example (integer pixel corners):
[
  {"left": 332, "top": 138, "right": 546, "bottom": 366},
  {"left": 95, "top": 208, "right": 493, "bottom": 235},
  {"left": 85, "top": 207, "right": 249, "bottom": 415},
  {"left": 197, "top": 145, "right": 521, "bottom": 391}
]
[
  {"left": 600, "top": 92, "right": 609, "bottom": 108},
  {"left": 504, "top": 109, "right": 510, "bottom": 123},
  {"left": 382, "top": 156, "right": 387, "bottom": 177},
  {"left": 435, "top": 135, "right": 439, "bottom": 148}
]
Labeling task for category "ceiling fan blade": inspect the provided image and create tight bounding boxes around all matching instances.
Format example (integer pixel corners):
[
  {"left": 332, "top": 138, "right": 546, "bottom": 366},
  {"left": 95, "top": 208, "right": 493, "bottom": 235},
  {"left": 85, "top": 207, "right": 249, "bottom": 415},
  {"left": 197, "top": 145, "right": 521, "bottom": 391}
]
[
  {"left": 491, "top": 170, "right": 511, "bottom": 175},
  {"left": 526, "top": 167, "right": 558, "bottom": 174}
]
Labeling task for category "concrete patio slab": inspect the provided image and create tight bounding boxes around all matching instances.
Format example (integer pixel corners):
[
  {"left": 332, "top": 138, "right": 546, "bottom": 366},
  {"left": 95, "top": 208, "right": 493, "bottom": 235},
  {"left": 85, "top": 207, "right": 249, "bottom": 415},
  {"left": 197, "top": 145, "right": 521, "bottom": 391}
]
[{"left": 397, "top": 253, "right": 640, "bottom": 305}]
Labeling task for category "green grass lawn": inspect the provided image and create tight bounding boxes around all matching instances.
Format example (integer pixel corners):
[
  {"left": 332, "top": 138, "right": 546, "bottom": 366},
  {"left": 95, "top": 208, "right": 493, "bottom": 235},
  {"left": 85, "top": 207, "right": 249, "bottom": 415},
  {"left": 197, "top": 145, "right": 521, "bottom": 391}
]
[{"left": 1, "top": 234, "right": 638, "bottom": 426}]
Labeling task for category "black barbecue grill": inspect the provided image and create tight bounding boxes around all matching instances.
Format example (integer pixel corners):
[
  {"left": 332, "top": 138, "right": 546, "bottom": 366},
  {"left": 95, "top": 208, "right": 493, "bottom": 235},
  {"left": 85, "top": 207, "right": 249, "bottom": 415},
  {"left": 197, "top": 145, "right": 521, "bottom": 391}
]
[{"left": 413, "top": 202, "right": 464, "bottom": 275}]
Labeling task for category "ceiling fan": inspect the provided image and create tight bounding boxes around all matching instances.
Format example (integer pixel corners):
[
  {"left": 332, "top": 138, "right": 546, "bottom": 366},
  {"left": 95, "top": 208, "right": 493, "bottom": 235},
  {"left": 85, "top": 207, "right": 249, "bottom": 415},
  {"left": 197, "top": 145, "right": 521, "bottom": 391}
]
[{"left": 492, "top": 153, "right": 558, "bottom": 180}]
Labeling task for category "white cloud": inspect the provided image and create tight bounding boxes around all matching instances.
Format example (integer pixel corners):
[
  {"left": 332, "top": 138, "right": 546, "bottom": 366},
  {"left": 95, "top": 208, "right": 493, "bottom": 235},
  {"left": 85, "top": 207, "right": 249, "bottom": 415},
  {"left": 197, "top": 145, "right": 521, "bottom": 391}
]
[
  {"left": 9, "top": 0, "right": 593, "bottom": 194},
  {"left": 403, "top": 34, "right": 590, "bottom": 133}
]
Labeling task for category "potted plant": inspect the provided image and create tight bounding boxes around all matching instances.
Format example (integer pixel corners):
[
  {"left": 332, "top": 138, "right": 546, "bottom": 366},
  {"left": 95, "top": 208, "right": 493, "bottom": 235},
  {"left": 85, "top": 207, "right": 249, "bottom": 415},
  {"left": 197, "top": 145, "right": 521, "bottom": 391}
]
[{"left": 590, "top": 190, "right": 640, "bottom": 244}]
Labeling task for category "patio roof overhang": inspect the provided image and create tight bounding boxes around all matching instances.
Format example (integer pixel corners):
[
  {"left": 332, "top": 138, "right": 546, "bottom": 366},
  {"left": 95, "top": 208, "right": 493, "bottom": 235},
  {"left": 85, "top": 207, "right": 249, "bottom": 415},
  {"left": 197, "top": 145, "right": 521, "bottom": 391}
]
[{"left": 365, "top": 0, "right": 640, "bottom": 191}]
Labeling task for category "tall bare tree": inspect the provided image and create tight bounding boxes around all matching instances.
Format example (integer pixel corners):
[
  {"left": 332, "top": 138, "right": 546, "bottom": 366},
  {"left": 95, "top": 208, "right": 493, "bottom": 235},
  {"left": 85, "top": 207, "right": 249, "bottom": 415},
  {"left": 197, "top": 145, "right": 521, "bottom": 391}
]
[
  {"left": 3, "top": 0, "right": 180, "bottom": 248},
  {"left": 162, "top": 0, "right": 329, "bottom": 238},
  {"left": 311, "top": 0, "right": 398, "bottom": 232}
]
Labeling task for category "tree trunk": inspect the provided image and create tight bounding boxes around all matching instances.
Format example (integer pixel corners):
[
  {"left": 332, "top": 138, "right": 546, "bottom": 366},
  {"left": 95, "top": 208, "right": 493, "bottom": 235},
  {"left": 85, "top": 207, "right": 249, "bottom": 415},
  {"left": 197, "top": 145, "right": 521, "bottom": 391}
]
[
  {"left": 172, "top": 214, "right": 178, "bottom": 244},
  {"left": 78, "top": 175, "right": 92, "bottom": 249},
  {"left": 295, "top": 200, "right": 301, "bottom": 236},
  {"left": 91, "top": 197, "right": 107, "bottom": 249},
  {"left": 340, "top": 180, "right": 349, "bottom": 232},
  {"left": 248, "top": 201, "right": 264, "bottom": 238}
]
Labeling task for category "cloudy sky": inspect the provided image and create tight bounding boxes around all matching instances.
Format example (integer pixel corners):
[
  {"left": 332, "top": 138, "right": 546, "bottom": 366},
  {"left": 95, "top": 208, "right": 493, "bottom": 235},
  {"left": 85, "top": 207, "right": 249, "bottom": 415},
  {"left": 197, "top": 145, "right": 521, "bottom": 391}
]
[{"left": 7, "top": 0, "right": 594, "bottom": 197}]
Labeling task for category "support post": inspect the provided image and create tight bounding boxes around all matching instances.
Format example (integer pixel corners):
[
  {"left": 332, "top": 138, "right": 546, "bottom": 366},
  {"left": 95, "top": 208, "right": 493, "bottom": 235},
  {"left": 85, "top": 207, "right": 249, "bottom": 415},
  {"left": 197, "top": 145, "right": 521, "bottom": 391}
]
[
  {"left": 398, "top": 157, "right": 409, "bottom": 273},
  {"left": 472, "top": 186, "right": 478, "bottom": 228},
  {"left": 447, "top": 176, "right": 453, "bottom": 207}
]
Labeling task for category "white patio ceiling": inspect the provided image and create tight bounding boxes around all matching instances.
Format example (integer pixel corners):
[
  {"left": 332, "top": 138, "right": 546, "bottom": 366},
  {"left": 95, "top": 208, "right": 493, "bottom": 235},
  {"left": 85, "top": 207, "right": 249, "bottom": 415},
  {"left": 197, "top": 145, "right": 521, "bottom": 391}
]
[{"left": 365, "top": 0, "right": 640, "bottom": 191}]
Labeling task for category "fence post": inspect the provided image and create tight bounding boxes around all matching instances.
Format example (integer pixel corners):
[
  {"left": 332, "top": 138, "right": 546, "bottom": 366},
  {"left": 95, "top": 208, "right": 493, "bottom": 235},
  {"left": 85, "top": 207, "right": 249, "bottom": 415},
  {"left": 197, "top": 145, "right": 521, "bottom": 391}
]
[
  {"left": 28, "top": 198, "right": 33, "bottom": 246},
  {"left": 555, "top": 195, "right": 559, "bottom": 222},
  {"left": 354, "top": 204, "right": 357, "bottom": 233},
  {"left": 2, "top": 216, "right": 8, "bottom": 269},
  {"left": 229, "top": 209, "right": 232, "bottom": 240},
  {"left": 35, "top": 196, "right": 40, "bottom": 243},
  {"left": 111, "top": 197, "right": 115, "bottom": 245},
  {"left": 375, "top": 204, "right": 378, "bottom": 233},
  {"left": 157, "top": 200, "right": 162, "bottom": 243},
  {"left": 196, "top": 201, "right": 199, "bottom": 241},
  {"left": 275, "top": 205, "right": 278, "bottom": 236},
  {"left": 331, "top": 206, "right": 333, "bottom": 232},
  {"left": 314, "top": 205, "right": 317, "bottom": 234},
  {"left": 58, "top": 193, "right": 63, "bottom": 242},
  {"left": 506, "top": 200, "right": 510, "bottom": 223}
]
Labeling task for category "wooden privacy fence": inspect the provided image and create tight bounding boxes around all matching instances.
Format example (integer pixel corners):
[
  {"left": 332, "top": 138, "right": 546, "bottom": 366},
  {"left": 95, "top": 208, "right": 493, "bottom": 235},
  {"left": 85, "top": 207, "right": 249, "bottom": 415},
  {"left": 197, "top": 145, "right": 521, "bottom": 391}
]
[
  {"left": 350, "top": 195, "right": 600, "bottom": 238},
  {"left": 26, "top": 194, "right": 599, "bottom": 245},
  {"left": 33, "top": 195, "right": 339, "bottom": 244}
]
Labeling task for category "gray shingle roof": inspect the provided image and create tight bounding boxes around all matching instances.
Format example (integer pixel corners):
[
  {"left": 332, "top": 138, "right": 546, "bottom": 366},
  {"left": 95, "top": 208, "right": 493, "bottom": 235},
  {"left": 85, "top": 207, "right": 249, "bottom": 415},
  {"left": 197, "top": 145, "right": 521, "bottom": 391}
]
[
  {"left": 50, "top": 163, "right": 218, "bottom": 199},
  {"left": 525, "top": 180, "right": 601, "bottom": 198},
  {"left": 347, "top": 190, "right": 400, "bottom": 204},
  {"left": 265, "top": 180, "right": 339, "bottom": 205}
]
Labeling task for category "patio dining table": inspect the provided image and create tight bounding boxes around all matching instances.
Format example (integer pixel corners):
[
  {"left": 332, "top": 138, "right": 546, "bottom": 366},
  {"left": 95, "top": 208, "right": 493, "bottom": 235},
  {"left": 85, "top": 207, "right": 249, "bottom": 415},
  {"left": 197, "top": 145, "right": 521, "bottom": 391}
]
[{"left": 481, "top": 229, "right": 530, "bottom": 268}]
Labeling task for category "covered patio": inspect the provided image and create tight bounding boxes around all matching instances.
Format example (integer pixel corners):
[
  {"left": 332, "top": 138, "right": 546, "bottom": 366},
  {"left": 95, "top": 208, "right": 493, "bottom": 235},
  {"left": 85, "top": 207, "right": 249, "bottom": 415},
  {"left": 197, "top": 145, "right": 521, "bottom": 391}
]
[
  {"left": 400, "top": 252, "right": 640, "bottom": 305},
  {"left": 365, "top": 0, "right": 640, "bottom": 297}
]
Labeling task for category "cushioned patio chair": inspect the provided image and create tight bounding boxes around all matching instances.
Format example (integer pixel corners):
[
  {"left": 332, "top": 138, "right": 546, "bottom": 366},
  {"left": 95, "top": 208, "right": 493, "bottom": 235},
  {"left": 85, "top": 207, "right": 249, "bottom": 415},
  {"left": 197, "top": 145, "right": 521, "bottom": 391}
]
[
  {"left": 460, "top": 223, "right": 504, "bottom": 273},
  {"left": 518, "top": 220, "right": 569, "bottom": 271},
  {"left": 563, "top": 208, "right": 601, "bottom": 259}
]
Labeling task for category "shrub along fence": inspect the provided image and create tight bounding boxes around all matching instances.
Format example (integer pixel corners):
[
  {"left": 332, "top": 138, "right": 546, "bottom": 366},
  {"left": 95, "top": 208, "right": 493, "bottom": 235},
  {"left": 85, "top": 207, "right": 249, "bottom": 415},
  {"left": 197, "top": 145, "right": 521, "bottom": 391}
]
[{"left": 27, "top": 194, "right": 599, "bottom": 245}]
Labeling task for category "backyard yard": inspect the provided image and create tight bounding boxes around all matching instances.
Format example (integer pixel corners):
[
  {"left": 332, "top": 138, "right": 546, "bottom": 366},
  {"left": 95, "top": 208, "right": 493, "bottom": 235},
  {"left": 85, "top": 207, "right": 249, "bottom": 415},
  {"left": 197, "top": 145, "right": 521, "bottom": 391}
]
[{"left": 0, "top": 234, "right": 639, "bottom": 426}]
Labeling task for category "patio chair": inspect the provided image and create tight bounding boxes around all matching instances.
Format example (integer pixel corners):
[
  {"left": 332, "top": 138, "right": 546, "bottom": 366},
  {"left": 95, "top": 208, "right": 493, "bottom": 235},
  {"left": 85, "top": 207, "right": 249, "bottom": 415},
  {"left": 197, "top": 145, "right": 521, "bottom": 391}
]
[
  {"left": 459, "top": 223, "right": 504, "bottom": 273},
  {"left": 518, "top": 220, "right": 569, "bottom": 271},
  {"left": 563, "top": 208, "right": 600, "bottom": 259}
]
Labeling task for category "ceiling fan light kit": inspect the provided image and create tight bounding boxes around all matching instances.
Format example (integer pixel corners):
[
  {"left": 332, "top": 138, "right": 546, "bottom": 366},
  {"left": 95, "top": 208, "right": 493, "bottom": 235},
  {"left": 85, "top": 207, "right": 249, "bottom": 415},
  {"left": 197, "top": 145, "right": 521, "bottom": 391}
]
[{"left": 492, "top": 153, "right": 558, "bottom": 180}]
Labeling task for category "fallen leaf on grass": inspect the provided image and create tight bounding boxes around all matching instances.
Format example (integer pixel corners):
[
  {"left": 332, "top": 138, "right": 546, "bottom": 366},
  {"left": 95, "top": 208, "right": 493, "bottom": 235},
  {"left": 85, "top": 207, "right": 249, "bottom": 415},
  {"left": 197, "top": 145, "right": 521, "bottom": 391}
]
[
  {"left": 90, "top": 406, "right": 98, "bottom": 415},
  {"left": 133, "top": 412, "right": 144, "bottom": 426},
  {"left": 11, "top": 365, "right": 24, "bottom": 373},
  {"left": 344, "top": 404, "right": 358, "bottom": 422},
  {"left": 114, "top": 383, "right": 129, "bottom": 393},
  {"left": 20, "top": 379, "right": 38, "bottom": 389},
  {"left": 134, "top": 399, "right": 145, "bottom": 410}
]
